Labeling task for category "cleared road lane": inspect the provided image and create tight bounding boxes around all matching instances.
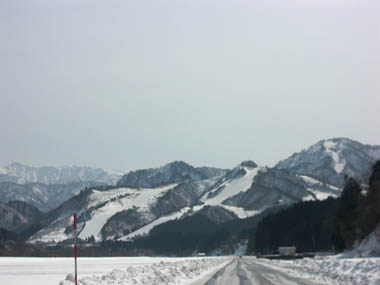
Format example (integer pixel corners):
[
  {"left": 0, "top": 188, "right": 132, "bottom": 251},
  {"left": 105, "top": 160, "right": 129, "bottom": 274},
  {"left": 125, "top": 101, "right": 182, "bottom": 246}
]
[{"left": 193, "top": 257, "right": 325, "bottom": 285}]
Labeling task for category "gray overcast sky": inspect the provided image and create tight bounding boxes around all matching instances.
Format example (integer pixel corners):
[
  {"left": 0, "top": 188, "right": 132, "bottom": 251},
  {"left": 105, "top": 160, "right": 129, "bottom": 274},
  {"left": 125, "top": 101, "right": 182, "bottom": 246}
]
[{"left": 0, "top": 0, "right": 379, "bottom": 171}]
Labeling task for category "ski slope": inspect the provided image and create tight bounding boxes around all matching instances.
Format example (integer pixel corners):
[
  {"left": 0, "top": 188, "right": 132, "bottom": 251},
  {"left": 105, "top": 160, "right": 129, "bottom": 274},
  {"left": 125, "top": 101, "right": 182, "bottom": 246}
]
[
  {"left": 202, "top": 166, "right": 260, "bottom": 205},
  {"left": 297, "top": 174, "right": 340, "bottom": 201},
  {"left": 323, "top": 140, "right": 347, "bottom": 173},
  {"left": 79, "top": 184, "right": 176, "bottom": 240},
  {"left": 119, "top": 207, "right": 191, "bottom": 241}
]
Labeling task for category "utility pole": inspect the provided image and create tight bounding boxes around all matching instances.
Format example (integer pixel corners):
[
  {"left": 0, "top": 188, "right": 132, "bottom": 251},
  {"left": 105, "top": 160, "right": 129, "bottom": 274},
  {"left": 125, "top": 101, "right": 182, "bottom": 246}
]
[{"left": 74, "top": 213, "right": 78, "bottom": 285}]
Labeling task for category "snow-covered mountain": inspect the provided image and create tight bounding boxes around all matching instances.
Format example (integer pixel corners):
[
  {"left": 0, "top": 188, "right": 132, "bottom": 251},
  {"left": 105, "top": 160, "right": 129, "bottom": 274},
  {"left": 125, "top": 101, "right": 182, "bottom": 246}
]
[
  {"left": 28, "top": 184, "right": 182, "bottom": 243},
  {"left": 223, "top": 167, "right": 339, "bottom": 211},
  {"left": 196, "top": 161, "right": 338, "bottom": 218},
  {"left": 0, "top": 201, "right": 42, "bottom": 232},
  {"left": 0, "top": 181, "right": 103, "bottom": 212},
  {"left": 116, "top": 161, "right": 227, "bottom": 188},
  {"left": 0, "top": 162, "right": 123, "bottom": 185},
  {"left": 27, "top": 161, "right": 338, "bottom": 244},
  {"left": 276, "top": 138, "right": 380, "bottom": 187},
  {"left": 18, "top": 138, "right": 380, "bottom": 245}
]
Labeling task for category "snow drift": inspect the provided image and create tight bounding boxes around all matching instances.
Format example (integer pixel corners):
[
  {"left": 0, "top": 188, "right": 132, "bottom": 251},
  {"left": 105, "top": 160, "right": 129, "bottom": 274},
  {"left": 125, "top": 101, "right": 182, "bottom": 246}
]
[{"left": 59, "top": 257, "right": 229, "bottom": 285}]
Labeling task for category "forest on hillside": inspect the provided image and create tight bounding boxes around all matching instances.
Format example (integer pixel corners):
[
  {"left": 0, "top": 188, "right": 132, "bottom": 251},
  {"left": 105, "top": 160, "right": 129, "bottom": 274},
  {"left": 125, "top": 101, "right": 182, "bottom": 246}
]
[{"left": 249, "top": 161, "right": 380, "bottom": 254}]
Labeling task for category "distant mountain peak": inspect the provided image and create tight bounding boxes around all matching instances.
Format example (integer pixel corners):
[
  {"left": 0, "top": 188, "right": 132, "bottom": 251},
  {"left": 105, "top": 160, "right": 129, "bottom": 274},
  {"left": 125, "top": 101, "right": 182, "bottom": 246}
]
[
  {"left": 323, "top": 137, "right": 353, "bottom": 142},
  {"left": 276, "top": 137, "right": 380, "bottom": 187},
  {"left": 8, "top": 162, "right": 24, "bottom": 167},
  {"left": 166, "top": 160, "right": 190, "bottom": 167},
  {"left": 240, "top": 160, "right": 258, "bottom": 168},
  {"left": 116, "top": 161, "right": 226, "bottom": 188}
]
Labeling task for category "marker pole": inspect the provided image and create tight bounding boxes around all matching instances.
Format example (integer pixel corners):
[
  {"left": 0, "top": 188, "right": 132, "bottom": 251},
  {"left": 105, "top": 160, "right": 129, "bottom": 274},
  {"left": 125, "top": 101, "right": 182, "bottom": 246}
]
[{"left": 74, "top": 213, "right": 78, "bottom": 285}]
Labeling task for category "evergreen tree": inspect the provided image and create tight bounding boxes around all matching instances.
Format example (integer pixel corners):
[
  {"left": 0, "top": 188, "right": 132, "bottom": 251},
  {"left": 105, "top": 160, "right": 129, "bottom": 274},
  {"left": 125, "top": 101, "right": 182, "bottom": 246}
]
[
  {"left": 250, "top": 199, "right": 335, "bottom": 254},
  {"left": 325, "top": 177, "right": 361, "bottom": 251},
  {"left": 354, "top": 161, "right": 380, "bottom": 242}
]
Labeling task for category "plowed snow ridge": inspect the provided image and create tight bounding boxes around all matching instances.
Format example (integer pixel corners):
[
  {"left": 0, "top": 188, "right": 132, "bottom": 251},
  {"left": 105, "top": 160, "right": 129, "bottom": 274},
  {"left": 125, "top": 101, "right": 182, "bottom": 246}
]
[{"left": 59, "top": 257, "right": 229, "bottom": 285}]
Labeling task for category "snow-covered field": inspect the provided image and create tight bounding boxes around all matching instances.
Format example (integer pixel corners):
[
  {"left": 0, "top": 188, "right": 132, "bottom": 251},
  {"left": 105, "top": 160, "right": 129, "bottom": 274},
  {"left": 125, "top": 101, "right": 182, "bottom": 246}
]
[
  {"left": 251, "top": 256, "right": 380, "bottom": 285},
  {"left": 0, "top": 256, "right": 230, "bottom": 285}
]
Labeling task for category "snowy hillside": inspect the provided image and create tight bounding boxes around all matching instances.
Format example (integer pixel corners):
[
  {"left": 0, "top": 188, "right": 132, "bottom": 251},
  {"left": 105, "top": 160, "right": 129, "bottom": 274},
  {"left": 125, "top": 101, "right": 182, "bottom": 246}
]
[
  {"left": 202, "top": 161, "right": 260, "bottom": 206},
  {"left": 121, "top": 162, "right": 263, "bottom": 240},
  {"left": 79, "top": 184, "right": 176, "bottom": 241},
  {"left": 276, "top": 138, "right": 380, "bottom": 187},
  {"left": 0, "top": 162, "right": 122, "bottom": 185},
  {"left": 117, "top": 162, "right": 339, "bottom": 238},
  {"left": 0, "top": 203, "right": 28, "bottom": 232},
  {"left": 0, "top": 201, "right": 42, "bottom": 232},
  {"left": 29, "top": 183, "right": 205, "bottom": 243},
  {"left": 222, "top": 167, "right": 339, "bottom": 212},
  {"left": 0, "top": 181, "right": 103, "bottom": 212}
]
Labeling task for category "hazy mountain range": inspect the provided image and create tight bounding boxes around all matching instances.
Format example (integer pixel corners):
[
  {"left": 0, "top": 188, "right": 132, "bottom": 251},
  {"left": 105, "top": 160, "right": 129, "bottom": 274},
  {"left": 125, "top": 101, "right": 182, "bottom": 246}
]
[
  {"left": 1, "top": 137, "right": 379, "bottom": 246},
  {"left": 0, "top": 162, "right": 123, "bottom": 185}
]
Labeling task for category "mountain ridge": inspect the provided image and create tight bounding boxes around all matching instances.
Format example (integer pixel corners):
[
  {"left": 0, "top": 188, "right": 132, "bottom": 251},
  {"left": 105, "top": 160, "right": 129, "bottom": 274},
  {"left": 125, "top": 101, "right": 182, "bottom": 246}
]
[
  {"left": 3, "top": 137, "right": 380, "bottom": 253},
  {"left": 116, "top": 160, "right": 228, "bottom": 188},
  {"left": 0, "top": 162, "right": 123, "bottom": 185},
  {"left": 276, "top": 137, "right": 380, "bottom": 187}
]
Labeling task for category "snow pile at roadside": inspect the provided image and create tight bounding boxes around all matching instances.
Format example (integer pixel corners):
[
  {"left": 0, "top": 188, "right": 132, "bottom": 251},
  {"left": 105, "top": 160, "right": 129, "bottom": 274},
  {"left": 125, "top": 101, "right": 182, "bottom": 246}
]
[
  {"left": 343, "top": 223, "right": 380, "bottom": 258},
  {"left": 252, "top": 256, "right": 380, "bottom": 285},
  {"left": 59, "top": 258, "right": 229, "bottom": 285}
]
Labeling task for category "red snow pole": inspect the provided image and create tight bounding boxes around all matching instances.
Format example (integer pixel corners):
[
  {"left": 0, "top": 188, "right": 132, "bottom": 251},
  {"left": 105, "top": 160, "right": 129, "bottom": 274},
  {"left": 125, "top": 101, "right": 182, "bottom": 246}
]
[{"left": 74, "top": 213, "right": 78, "bottom": 285}]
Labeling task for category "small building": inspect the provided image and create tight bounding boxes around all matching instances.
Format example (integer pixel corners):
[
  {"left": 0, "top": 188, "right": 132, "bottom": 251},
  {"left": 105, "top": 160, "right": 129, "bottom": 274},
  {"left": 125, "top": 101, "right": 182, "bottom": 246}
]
[{"left": 278, "top": 247, "right": 296, "bottom": 257}]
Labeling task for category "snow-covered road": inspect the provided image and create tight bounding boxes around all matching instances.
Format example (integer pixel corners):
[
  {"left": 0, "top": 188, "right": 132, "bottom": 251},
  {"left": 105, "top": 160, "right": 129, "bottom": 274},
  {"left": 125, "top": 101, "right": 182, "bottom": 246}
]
[{"left": 192, "top": 257, "right": 323, "bottom": 285}]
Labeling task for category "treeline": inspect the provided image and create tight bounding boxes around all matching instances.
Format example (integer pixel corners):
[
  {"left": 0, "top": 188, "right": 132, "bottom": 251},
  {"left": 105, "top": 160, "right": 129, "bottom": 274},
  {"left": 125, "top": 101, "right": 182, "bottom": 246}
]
[
  {"left": 132, "top": 215, "right": 230, "bottom": 255},
  {"left": 248, "top": 160, "right": 380, "bottom": 254},
  {"left": 248, "top": 199, "right": 335, "bottom": 254},
  {"left": 98, "top": 215, "right": 230, "bottom": 256},
  {"left": 326, "top": 161, "right": 380, "bottom": 251},
  {"left": 0, "top": 228, "right": 145, "bottom": 257}
]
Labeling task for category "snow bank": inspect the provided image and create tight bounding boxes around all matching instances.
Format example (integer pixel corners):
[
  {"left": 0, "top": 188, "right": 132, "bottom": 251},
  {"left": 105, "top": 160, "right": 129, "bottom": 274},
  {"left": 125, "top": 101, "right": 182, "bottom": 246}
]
[
  {"left": 251, "top": 256, "right": 380, "bottom": 285},
  {"left": 0, "top": 256, "right": 229, "bottom": 285},
  {"left": 60, "top": 257, "right": 229, "bottom": 285},
  {"left": 343, "top": 223, "right": 380, "bottom": 258}
]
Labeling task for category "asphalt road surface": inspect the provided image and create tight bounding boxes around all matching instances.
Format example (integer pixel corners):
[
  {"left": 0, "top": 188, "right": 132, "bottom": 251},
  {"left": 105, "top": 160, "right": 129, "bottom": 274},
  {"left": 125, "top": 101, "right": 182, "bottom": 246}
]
[{"left": 193, "top": 257, "right": 324, "bottom": 285}]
